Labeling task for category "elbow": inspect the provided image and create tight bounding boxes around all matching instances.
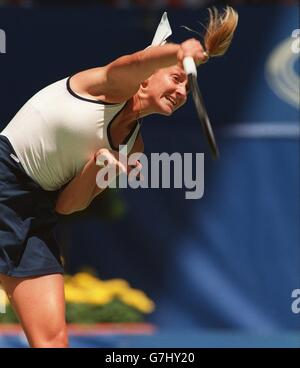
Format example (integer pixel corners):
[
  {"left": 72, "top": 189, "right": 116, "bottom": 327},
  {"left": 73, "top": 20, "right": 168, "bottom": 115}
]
[
  {"left": 55, "top": 203, "right": 75, "bottom": 215},
  {"left": 55, "top": 199, "right": 87, "bottom": 215},
  {"left": 55, "top": 208, "right": 73, "bottom": 216}
]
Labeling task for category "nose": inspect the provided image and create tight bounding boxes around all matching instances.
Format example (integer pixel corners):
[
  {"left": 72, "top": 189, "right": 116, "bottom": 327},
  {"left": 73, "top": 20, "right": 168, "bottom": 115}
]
[{"left": 176, "top": 83, "right": 187, "bottom": 102}]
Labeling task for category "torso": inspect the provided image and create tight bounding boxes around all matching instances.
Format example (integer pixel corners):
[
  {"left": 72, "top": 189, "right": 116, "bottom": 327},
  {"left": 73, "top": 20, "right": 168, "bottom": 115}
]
[
  {"left": 1, "top": 76, "right": 143, "bottom": 192},
  {"left": 70, "top": 75, "right": 142, "bottom": 153}
]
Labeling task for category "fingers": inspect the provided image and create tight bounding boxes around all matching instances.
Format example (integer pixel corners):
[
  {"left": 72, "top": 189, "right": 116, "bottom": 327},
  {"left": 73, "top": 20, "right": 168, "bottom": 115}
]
[
  {"left": 128, "top": 160, "right": 144, "bottom": 181},
  {"left": 178, "top": 38, "right": 209, "bottom": 67},
  {"left": 95, "top": 149, "right": 127, "bottom": 174},
  {"left": 130, "top": 159, "right": 142, "bottom": 172},
  {"left": 197, "top": 50, "right": 209, "bottom": 65},
  {"left": 94, "top": 149, "right": 144, "bottom": 180}
]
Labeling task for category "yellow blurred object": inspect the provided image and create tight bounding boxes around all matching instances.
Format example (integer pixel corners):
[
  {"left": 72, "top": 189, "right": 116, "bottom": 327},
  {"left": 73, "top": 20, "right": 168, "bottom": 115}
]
[
  {"left": 63, "top": 272, "right": 155, "bottom": 313},
  {"left": 0, "top": 288, "right": 9, "bottom": 306},
  {"left": 65, "top": 284, "right": 113, "bottom": 305},
  {"left": 71, "top": 272, "right": 104, "bottom": 288},
  {"left": 119, "top": 289, "right": 155, "bottom": 314},
  {"left": 102, "top": 279, "right": 130, "bottom": 294}
]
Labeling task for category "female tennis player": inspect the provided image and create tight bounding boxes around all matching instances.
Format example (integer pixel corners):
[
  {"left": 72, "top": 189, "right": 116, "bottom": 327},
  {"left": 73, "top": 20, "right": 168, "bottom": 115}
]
[{"left": 0, "top": 7, "right": 238, "bottom": 347}]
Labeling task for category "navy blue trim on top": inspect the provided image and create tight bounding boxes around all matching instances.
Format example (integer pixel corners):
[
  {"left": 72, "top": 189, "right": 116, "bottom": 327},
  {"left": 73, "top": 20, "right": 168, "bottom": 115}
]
[
  {"left": 106, "top": 101, "right": 140, "bottom": 151},
  {"left": 108, "top": 121, "right": 140, "bottom": 152},
  {"left": 65, "top": 77, "right": 140, "bottom": 151},
  {"left": 66, "top": 76, "right": 117, "bottom": 105}
]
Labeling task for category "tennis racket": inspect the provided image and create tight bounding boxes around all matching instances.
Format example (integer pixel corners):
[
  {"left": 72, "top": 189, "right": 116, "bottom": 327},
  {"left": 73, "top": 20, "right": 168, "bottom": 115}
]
[{"left": 183, "top": 56, "right": 219, "bottom": 160}]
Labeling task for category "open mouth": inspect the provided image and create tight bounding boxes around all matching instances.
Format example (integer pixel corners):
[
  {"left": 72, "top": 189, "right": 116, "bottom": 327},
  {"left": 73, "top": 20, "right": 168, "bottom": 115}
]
[{"left": 164, "top": 95, "right": 176, "bottom": 108}]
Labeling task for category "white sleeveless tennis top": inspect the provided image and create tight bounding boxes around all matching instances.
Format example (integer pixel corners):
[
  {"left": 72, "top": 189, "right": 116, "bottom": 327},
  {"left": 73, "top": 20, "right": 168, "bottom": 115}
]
[{"left": 0, "top": 77, "right": 140, "bottom": 191}]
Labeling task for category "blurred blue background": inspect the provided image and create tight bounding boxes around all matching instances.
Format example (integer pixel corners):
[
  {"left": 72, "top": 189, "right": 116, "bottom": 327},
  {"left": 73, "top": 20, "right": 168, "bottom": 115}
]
[{"left": 0, "top": 2, "right": 299, "bottom": 346}]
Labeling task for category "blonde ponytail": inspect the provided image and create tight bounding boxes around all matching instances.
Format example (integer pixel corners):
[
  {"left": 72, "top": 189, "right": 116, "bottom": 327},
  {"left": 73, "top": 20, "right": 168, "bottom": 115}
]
[{"left": 204, "top": 6, "right": 239, "bottom": 58}]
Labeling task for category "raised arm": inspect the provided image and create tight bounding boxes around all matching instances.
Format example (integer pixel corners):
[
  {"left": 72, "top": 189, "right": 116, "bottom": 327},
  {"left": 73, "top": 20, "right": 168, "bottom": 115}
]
[
  {"left": 70, "top": 39, "right": 206, "bottom": 103},
  {"left": 71, "top": 6, "right": 238, "bottom": 103}
]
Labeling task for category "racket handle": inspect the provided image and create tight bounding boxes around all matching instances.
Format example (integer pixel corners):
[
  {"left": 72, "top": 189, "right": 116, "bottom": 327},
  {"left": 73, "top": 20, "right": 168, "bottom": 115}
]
[{"left": 183, "top": 56, "right": 197, "bottom": 77}]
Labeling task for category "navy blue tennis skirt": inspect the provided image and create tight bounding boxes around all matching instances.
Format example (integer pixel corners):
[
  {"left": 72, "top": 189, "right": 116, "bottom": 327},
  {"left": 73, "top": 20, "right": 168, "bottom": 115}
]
[{"left": 0, "top": 135, "right": 64, "bottom": 277}]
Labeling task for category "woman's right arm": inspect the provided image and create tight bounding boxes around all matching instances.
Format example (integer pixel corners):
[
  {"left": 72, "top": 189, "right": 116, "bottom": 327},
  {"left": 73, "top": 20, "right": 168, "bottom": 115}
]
[{"left": 71, "top": 39, "right": 206, "bottom": 103}]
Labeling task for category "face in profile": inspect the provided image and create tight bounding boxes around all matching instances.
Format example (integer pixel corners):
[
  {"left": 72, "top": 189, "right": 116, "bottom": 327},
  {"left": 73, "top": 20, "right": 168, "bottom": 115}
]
[{"left": 144, "top": 65, "right": 189, "bottom": 116}]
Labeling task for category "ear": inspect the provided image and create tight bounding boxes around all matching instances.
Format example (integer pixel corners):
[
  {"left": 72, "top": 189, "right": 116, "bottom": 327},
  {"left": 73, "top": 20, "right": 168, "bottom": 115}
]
[
  {"left": 141, "top": 79, "right": 149, "bottom": 88},
  {"left": 140, "top": 79, "right": 149, "bottom": 92}
]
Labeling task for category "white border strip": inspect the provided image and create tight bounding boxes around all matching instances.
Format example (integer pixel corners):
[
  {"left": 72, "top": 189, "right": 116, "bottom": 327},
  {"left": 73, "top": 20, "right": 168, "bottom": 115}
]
[{"left": 221, "top": 123, "right": 300, "bottom": 139}]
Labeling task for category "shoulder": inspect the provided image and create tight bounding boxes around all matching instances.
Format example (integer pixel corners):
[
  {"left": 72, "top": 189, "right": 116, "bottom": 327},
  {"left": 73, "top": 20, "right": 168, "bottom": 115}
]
[{"left": 69, "top": 65, "right": 139, "bottom": 104}]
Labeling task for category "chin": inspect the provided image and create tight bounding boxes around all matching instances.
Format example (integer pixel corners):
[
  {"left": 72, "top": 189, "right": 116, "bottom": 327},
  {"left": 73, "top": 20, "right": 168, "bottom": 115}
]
[
  {"left": 158, "top": 110, "right": 173, "bottom": 117},
  {"left": 158, "top": 101, "right": 174, "bottom": 116}
]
